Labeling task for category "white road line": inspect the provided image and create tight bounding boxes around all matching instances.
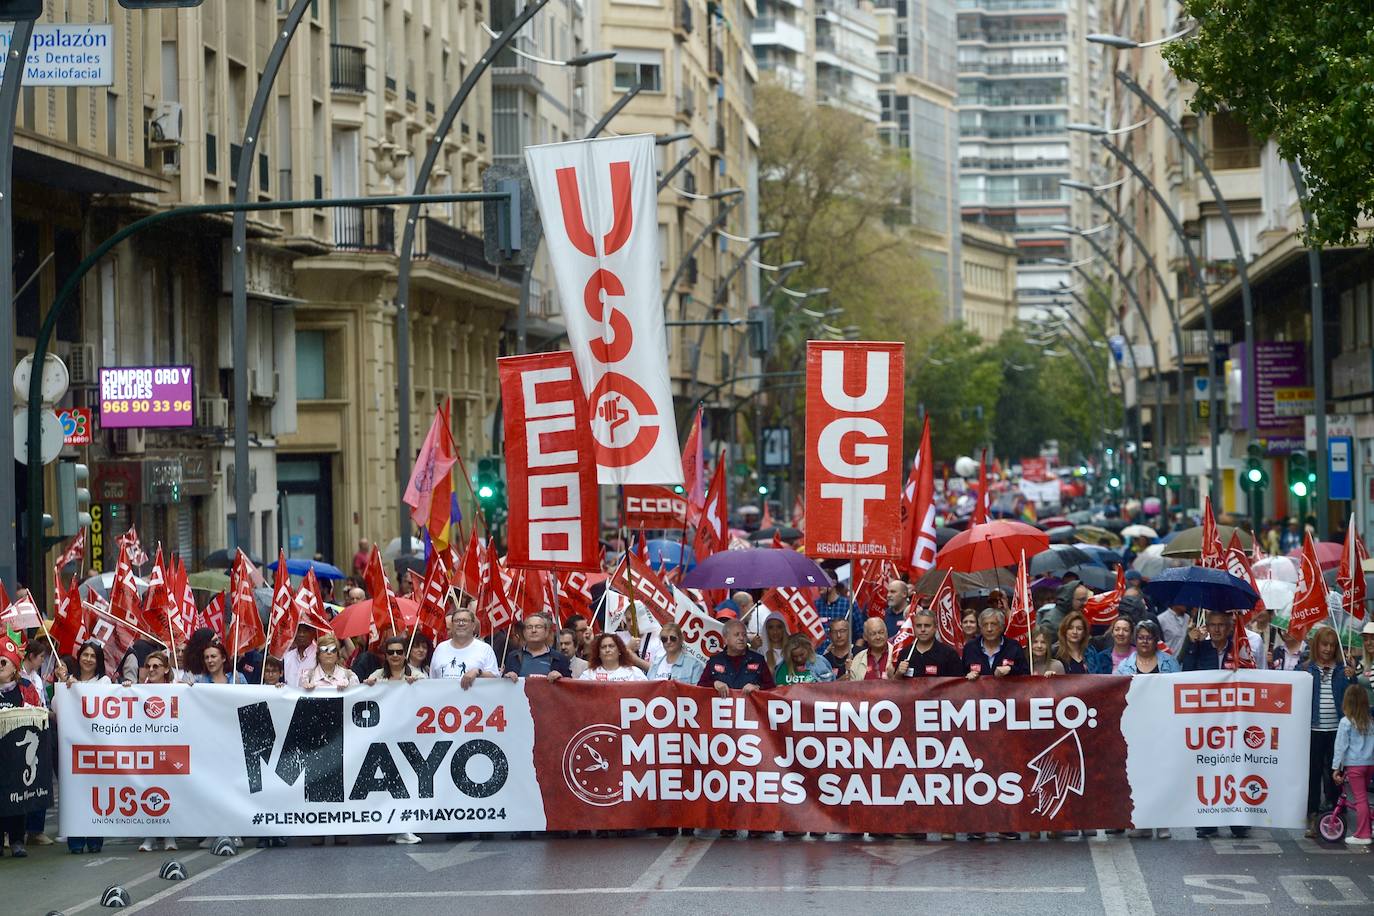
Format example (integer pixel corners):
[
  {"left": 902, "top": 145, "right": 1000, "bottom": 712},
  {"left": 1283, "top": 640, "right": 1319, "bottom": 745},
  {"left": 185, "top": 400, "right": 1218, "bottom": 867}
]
[
  {"left": 63, "top": 850, "right": 209, "bottom": 915},
  {"left": 182, "top": 885, "right": 1089, "bottom": 902},
  {"left": 1089, "top": 838, "right": 1155, "bottom": 916},
  {"left": 120, "top": 847, "right": 262, "bottom": 914},
  {"left": 631, "top": 835, "right": 715, "bottom": 890}
]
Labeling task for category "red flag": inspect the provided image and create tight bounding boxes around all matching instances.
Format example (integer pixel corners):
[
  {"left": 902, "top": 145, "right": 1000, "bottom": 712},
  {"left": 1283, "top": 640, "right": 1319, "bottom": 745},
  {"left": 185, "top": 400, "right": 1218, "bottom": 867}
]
[
  {"left": 293, "top": 568, "right": 331, "bottom": 633},
  {"left": 171, "top": 556, "right": 196, "bottom": 645},
  {"left": 1230, "top": 613, "right": 1257, "bottom": 669},
  {"left": 771, "top": 529, "right": 784, "bottom": 549},
  {"left": 139, "top": 546, "right": 176, "bottom": 644},
  {"left": 227, "top": 549, "right": 266, "bottom": 657},
  {"left": 198, "top": 592, "right": 227, "bottom": 641},
  {"left": 1225, "top": 532, "right": 1264, "bottom": 625},
  {"left": 761, "top": 499, "right": 774, "bottom": 531},
  {"left": 403, "top": 399, "right": 458, "bottom": 551},
  {"left": 932, "top": 571, "right": 963, "bottom": 650},
  {"left": 681, "top": 408, "right": 705, "bottom": 510},
  {"left": 51, "top": 576, "right": 84, "bottom": 657},
  {"left": 477, "top": 543, "right": 520, "bottom": 634},
  {"left": 1289, "top": 532, "right": 1331, "bottom": 641},
  {"left": 761, "top": 587, "right": 827, "bottom": 646},
  {"left": 363, "top": 545, "right": 400, "bottom": 638},
  {"left": 416, "top": 551, "right": 451, "bottom": 645},
  {"left": 109, "top": 543, "right": 146, "bottom": 635},
  {"left": 890, "top": 593, "right": 917, "bottom": 656},
  {"left": 902, "top": 416, "right": 938, "bottom": 575},
  {"left": 55, "top": 528, "right": 86, "bottom": 573},
  {"left": 1199, "top": 497, "right": 1226, "bottom": 570},
  {"left": 267, "top": 550, "right": 299, "bottom": 658},
  {"left": 792, "top": 493, "right": 804, "bottom": 530},
  {"left": 1338, "top": 513, "right": 1368, "bottom": 622},
  {"left": 116, "top": 526, "right": 148, "bottom": 567},
  {"left": 973, "top": 449, "right": 989, "bottom": 526},
  {"left": 1083, "top": 566, "right": 1126, "bottom": 626},
  {"left": 693, "top": 451, "right": 728, "bottom": 560},
  {"left": 853, "top": 558, "right": 895, "bottom": 617},
  {"left": 609, "top": 551, "right": 677, "bottom": 629},
  {"left": 1006, "top": 550, "right": 1032, "bottom": 646},
  {"left": 455, "top": 529, "right": 483, "bottom": 597},
  {"left": 557, "top": 571, "right": 594, "bottom": 621}
]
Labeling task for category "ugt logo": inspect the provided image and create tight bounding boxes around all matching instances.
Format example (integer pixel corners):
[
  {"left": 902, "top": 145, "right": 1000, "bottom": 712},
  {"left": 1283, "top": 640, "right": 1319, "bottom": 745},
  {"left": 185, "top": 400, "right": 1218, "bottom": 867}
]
[{"left": 553, "top": 159, "right": 662, "bottom": 469}]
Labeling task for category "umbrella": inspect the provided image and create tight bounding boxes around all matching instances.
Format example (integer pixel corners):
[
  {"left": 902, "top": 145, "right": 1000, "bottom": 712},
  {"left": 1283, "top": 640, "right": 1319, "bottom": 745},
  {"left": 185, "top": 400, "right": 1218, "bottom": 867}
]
[
  {"left": 1160, "top": 525, "right": 1254, "bottom": 558},
  {"left": 1066, "top": 510, "right": 1094, "bottom": 525},
  {"left": 935, "top": 527, "right": 960, "bottom": 548},
  {"left": 1029, "top": 544, "right": 1098, "bottom": 576},
  {"left": 912, "top": 566, "right": 1011, "bottom": 596},
  {"left": 265, "top": 558, "right": 347, "bottom": 581},
  {"left": 1037, "top": 517, "right": 1071, "bottom": 530},
  {"left": 331, "top": 597, "right": 421, "bottom": 640},
  {"left": 380, "top": 537, "right": 429, "bottom": 562},
  {"left": 682, "top": 548, "right": 832, "bottom": 590},
  {"left": 1062, "top": 565, "right": 1118, "bottom": 591},
  {"left": 746, "top": 526, "right": 802, "bottom": 542},
  {"left": 1253, "top": 556, "right": 1299, "bottom": 583},
  {"left": 1287, "top": 540, "right": 1343, "bottom": 571},
  {"left": 1257, "top": 580, "right": 1297, "bottom": 616},
  {"left": 935, "top": 520, "right": 1049, "bottom": 573},
  {"left": 79, "top": 571, "right": 150, "bottom": 600},
  {"left": 1074, "top": 525, "right": 1123, "bottom": 548},
  {"left": 1143, "top": 566, "right": 1259, "bottom": 611},
  {"left": 1046, "top": 525, "right": 1078, "bottom": 544},
  {"left": 1101, "top": 519, "right": 1128, "bottom": 533},
  {"left": 186, "top": 570, "right": 230, "bottom": 593},
  {"left": 1121, "top": 524, "right": 1159, "bottom": 541},
  {"left": 644, "top": 539, "right": 696, "bottom": 572},
  {"left": 204, "top": 548, "right": 262, "bottom": 569},
  {"left": 1130, "top": 544, "right": 1173, "bottom": 580}
]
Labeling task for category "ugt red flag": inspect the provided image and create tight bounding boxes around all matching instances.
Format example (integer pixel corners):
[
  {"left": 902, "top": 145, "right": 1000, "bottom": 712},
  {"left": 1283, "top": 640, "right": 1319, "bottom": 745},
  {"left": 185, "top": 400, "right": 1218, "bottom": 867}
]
[
  {"left": 902, "top": 416, "right": 938, "bottom": 575},
  {"left": 524, "top": 134, "right": 681, "bottom": 485},
  {"left": 693, "top": 452, "right": 728, "bottom": 560},
  {"left": 1338, "top": 513, "right": 1368, "bottom": 621},
  {"left": 1225, "top": 532, "right": 1264, "bottom": 625},
  {"left": 1006, "top": 551, "right": 1033, "bottom": 647},
  {"left": 227, "top": 549, "right": 266, "bottom": 656},
  {"left": 498, "top": 352, "right": 599, "bottom": 571},
  {"left": 403, "top": 400, "right": 458, "bottom": 551},
  {"left": 1199, "top": 497, "right": 1226, "bottom": 570},
  {"left": 1289, "top": 532, "right": 1331, "bottom": 641},
  {"left": 932, "top": 571, "right": 963, "bottom": 650},
  {"left": 804, "top": 341, "right": 905, "bottom": 559},
  {"left": 267, "top": 551, "right": 299, "bottom": 658},
  {"left": 1083, "top": 566, "right": 1125, "bottom": 626}
]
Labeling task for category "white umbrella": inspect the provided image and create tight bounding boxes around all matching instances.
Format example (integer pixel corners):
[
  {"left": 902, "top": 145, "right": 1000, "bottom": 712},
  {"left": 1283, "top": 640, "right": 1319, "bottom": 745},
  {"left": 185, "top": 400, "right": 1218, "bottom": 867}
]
[
  {"left": 79, "top": 571, "right": 150, "bottom": 599},
  {"left": 1257, "top": 579, "right": 1297, "bottom": 616},
  {"left": 1131, "top": 543, "right": 1172, "bottom": 579},
  {"left": 1121, "top": 524, "right": 1158, "bottom": 541},
  {"left": 1253, "top": 556, "right": 1299, "bottom": 583}
]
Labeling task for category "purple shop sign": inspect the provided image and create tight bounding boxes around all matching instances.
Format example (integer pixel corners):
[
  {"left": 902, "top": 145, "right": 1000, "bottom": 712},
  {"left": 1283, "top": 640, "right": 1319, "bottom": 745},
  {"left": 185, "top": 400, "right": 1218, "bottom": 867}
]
[
  {"left": 1231, "top": 341, "right": 1309, "bottom": 453},
  {"left": 98, "top": 366, "right": 195, "bottom": 429}
]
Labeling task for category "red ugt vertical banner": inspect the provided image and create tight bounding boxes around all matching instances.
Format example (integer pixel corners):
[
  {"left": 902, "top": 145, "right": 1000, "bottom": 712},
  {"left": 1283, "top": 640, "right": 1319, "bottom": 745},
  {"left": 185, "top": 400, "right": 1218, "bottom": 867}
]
[
  {"left": 499, "top": 352, "right": 601, "bottom": 571},
  {"left": 804, "top": 341, "right": 905, "bottom": 559}
]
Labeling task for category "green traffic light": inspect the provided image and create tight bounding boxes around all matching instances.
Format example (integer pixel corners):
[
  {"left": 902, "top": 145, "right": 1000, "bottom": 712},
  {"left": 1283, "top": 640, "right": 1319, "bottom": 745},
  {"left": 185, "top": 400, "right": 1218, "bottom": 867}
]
[
  {"left": 1156, "top": 475, "right": 1169, "bottom": 487},
  {"left": 478, "top": 484, "right": 495, "bottom": 499},
  {"left": 1292, "top": 481, "right": 1308, "bottom": 498},
  {"left": 757, "top": 486, "right": 768, "bottom": 495},
  {"left": 1246, "top": 467, "right": 1263, "bottom": 484},
  {"left": 673, "top": 485, "right": 685, "bottom": 494},
  {"left": 1108, "top": 476, "right": 1121, "bottom": 489}
]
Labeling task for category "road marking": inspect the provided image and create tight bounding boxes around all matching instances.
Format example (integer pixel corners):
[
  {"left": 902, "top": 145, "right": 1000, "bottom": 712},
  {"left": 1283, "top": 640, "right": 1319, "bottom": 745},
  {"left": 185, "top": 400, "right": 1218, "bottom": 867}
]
[
  {"left": 406, "top": 840, "right": 505, "bottom": 873},
  {"left": 182, "top": 884, "right": 1089, "bottom": 902},
  {"left": 1089, "top": 838, "right": 1155, "bottom": 916},
  {"left": 64, "top": 850, "right": 210, "bottom": 914},
  {"left": 632, "top": 836, "right": 715, "bottom": 890},
  {"left": 115, "top": 847, "right": 261, "bottom": 914},
  {"left": 83, "top": 855, "right": 130, "bottom": 867},
  {"left": 863, "top": 841, "right": 947, "bottom": 865}
]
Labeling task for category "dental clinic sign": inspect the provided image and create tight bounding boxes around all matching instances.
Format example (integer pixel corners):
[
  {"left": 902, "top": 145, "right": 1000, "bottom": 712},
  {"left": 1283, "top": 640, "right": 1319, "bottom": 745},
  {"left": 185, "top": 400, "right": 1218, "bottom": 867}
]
[{"left": 0, "top": 24, "right": 114, "bottom": 87}]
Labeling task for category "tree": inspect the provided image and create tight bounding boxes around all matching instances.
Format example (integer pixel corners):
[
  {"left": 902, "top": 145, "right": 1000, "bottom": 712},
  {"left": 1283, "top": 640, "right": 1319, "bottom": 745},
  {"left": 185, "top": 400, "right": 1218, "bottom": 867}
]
[{"left": 1165, "top": 2, "right": 1374, "bottom": 247}]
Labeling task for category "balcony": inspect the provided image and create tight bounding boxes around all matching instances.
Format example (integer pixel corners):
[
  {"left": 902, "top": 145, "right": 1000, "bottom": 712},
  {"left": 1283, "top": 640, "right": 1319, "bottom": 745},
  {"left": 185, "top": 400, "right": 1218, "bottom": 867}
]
[
  {"left": 330, "top": 44, "right": 367, "bottom": 93},
  {"left": 957, "top": 0, "right": 1067, "bottom": 10},
  {"left": 677, "top": 0, "right": 694, "bottom": 33},
  {"left": 960, "top": 59, "right": 1066, "bottom": 75},
  {"left": 959, "top": 93, "right": 1066, "bottom": 107},
  {"left": 1177, "top": 328, "right": 1233, "bottom": 363},
  {"left": 333, "top": 206, "right": 395, "bottom": 252},
  {"left": 413, "top": 217, "right": 520, "bottom": 285}
]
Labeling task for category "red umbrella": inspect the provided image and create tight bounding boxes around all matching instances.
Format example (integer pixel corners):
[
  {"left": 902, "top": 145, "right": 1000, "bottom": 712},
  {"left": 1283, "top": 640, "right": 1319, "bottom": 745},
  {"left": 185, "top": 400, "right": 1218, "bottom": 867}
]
[
  {"left": 936, "top": 520, "right": 1050, "bottom": 573},
  {"left": 331, "top": 596, "right": 420, "bottom": 639},
  {"left": 1288, "top": 540, "right": 1343, "bottom": 571}
]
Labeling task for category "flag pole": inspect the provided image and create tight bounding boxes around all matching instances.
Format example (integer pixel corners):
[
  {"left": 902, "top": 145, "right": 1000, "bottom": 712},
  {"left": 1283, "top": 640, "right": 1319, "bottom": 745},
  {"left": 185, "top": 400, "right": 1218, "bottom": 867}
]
[
  {"left": 1022, "top": 550, "right": 1034, "bottom": 677},
  {"left": 81, "top": 600, "right": 167, "bottom": 648}
]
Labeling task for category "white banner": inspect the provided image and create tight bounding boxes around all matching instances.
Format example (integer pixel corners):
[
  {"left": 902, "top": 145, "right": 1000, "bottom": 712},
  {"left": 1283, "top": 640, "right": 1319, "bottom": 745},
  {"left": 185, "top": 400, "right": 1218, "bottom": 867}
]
[
  {"left": 525, "top": 135, "right": 681, "bottom": 485},
  {"left": 1018, "top": 477, "right": 1062, "bottom": 505}
]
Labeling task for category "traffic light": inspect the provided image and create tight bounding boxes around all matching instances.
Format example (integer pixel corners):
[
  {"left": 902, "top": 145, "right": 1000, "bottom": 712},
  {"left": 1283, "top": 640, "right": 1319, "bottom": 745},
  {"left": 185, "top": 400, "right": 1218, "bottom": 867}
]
[
  {"left": 1288, "top": 451, "right": 1310, "bottom": 498},
  {"left": 475, "top": 456, "right": 507, "bottom": 520},
  {"left": 672, "top": 484, "right": 685, "bottom": 495},
  {"left": 747, "top": 306, "right": 773, "bottom": 358},
  {"left": 757, "top": 484, "right": 769, "bottom": 496},
  {"left": 1107, "top": 475, "right": 1121, "bottom": 490},
  {"left": 0, "top": 1, "right": 42, "bottom": 19},
  {"left": 1155, "top": 463, "right": 1169, "bottom": 488},
  {"left": 1244, "top": 443, "right": 1268, "bottom": 491},
  {"left": 55, "top": 461, "right": 91, "bottom": 537}
]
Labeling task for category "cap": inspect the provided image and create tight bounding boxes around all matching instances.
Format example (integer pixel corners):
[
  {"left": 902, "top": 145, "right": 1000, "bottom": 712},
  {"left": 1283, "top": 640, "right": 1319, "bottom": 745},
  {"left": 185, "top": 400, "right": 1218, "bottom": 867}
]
[
  {"left": 714, "top": 608, "right": 738, "bottom": 621},
  {"left": 714, "top": 598, "right": 740, "bottom": 614}
]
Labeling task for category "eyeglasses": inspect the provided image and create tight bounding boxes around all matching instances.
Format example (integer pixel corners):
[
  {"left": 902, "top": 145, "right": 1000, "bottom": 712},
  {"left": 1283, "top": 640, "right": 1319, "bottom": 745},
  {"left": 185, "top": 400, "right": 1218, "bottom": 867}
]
[
  {"left": 385, "top": 649, "right": 406, "bottom": 656},
  {"left": 318, "top": 646, "right": 339, "bottom": 654},
  {"left": 662, "top": 636, "right": 680, "bottom": 643}
]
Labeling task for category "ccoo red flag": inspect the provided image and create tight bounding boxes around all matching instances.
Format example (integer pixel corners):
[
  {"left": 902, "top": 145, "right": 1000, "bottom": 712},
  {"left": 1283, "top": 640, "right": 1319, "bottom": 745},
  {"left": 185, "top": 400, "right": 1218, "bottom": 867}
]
[
  {"left": 1083, "top": 566, "right": 1126, "bottom": 626},
  {"left": 415, "top": 551, "right": 451, "bottom": 646},
  {"left": 1338, "top": 513, "right": 1368, "bottom": 622},
  {"left": 267, "top": 550, "right": 300, "bottom": 658},
  {"left": 1199, "top": 498, "right": 1226, "bottom": 570}
]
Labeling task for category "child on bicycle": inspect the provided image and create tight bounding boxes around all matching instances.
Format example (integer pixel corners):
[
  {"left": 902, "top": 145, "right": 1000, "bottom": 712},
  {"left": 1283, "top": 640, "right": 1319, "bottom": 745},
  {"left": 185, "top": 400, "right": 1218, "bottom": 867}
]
[{"left": 1332, "top": 684, "right": 1374, "bottom": 846}]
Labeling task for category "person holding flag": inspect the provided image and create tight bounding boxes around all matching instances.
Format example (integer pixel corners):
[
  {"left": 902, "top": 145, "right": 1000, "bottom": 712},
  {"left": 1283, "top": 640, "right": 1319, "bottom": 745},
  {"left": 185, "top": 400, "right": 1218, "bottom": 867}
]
[{"left": 893, "top": 608, "right": 963, "bottom": 679}]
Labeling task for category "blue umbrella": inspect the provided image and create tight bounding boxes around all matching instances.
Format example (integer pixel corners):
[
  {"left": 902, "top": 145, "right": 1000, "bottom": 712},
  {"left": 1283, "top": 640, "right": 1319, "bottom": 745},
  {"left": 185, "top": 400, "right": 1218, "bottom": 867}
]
[
  {"left": 1142, "top": 566, "right": 1258, "bottom": 611},
  {"left": 266, "top": 557, "right": 348, "bottom": 581},
  {"left": 645, "top": 539, "right": 696, "bottom": 572}
]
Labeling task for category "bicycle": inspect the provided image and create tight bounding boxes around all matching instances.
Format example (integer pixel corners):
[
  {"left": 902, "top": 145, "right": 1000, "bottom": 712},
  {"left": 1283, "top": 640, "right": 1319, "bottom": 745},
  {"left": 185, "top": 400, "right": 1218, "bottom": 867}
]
[{"left": 1317, "top": 770, "right": 1374, "bottom": 843}]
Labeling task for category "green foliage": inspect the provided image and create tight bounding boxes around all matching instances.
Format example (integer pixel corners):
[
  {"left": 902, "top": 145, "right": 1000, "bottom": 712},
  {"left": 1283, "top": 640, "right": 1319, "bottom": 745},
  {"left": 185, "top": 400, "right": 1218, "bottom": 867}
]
[{"left": 1165, "top": 1, "right": 1374, "bottom": 247}]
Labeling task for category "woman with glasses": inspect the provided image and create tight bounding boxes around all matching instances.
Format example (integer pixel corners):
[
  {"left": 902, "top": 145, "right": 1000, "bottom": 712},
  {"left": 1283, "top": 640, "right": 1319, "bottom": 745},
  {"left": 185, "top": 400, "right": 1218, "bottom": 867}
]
[
  {"left": 136, "top": 651, "right": 181, "bottom": 852},
  {"left": 647, "top": 623, "right": 704, "bottom": 683},
  {"left": 365, "top": 635, "right": 426, "bottom": 686},
  {"left": 301, "top": 634, "right": 358, "bottom": 690}
]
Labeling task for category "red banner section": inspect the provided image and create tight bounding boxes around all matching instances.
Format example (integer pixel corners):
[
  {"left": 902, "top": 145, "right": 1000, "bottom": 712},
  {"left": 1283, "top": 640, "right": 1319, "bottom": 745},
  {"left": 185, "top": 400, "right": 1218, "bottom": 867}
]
[
  {"left": 531, "top": 678, "right": 1130, "bottom": 833},
  {"left": 803, "top": 341, "right": 905, "bottom": 559},
  {"left": 499, "top": 352, "right": 600, "bottom": 571},
  {"left": 623, "top": 485, "right": 688, "bottom": 528},
  {"left": 761, "top": 587, "right": 827, "bottom": 646}
]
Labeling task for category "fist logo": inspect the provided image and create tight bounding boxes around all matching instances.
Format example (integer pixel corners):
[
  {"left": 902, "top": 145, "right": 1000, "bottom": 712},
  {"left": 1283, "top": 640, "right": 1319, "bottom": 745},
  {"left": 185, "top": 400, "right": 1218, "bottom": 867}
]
[{"left": 597, "top": 397, "right": 629, "bottom": 436}]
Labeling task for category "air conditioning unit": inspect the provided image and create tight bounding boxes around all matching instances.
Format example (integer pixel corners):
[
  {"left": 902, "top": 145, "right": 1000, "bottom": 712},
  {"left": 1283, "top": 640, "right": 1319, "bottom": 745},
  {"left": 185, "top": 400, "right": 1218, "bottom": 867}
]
[
  {"left": 113, "top": 428, "right": 146, "bottom": 455},
  {"left": 200, "top": 397, "right": 229, "bottom": 428},
  {"left": 150, "top": 101, "right": 183, "bottom": 145},
  {"left": 69, "top": 343, "right": 97, "bottom": 385}
]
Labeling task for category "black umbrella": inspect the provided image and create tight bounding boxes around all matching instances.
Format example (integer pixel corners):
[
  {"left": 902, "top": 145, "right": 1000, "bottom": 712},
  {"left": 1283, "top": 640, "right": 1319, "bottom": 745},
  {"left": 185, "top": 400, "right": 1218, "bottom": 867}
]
[
  {"left": 1029, "top": 544, "right": 1097, "bottom": 576},
  {"left": 203, "top": 548, "right": 262, "bottom": 569},
  {"left": 746, "top": 525, "right": 803, "bottom": 542},
  {"left": 935, "top": 527, "right": 960, "bottom": 548},
  {"left": 1047, "top": 526, "right": 1078, "bottom": 544},
  {"left": 1143, "top": 566, "right": 1259, "bottom": 611},
  {"left": 912, "top": 566, "right": 1011, "bottom": 596},
  {"left": 1101, "top": 518, "right": 1129, "bottom": 533},
  {"left": 1063, "top": 565, "right": 1118, "bottom": 591}
]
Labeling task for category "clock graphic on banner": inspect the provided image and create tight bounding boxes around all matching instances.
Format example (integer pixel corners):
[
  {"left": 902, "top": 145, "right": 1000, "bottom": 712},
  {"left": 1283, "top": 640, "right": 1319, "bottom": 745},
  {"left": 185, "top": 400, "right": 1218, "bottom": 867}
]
[{"left": 562, "top": 724, "right": 624, "bottom": 807}]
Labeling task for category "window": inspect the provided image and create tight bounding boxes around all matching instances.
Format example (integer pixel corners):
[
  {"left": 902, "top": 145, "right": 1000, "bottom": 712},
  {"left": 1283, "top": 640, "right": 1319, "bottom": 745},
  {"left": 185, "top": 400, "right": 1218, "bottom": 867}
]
[
  {"left": 296, "top": 330, "right": 327, "bottom": 399},
  {"left": 614, "top": 49, "right": 664, "bottom": 92}
]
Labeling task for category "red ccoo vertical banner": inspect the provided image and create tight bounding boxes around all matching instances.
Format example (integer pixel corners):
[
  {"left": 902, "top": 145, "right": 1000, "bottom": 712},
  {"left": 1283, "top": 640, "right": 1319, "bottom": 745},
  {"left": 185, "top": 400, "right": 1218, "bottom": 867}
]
[
  {"left": 499, "top": 352, "right": 601, "bottom": 571},
  {"left": 803, "top": 341, "right": 905, "bottom": 559}
]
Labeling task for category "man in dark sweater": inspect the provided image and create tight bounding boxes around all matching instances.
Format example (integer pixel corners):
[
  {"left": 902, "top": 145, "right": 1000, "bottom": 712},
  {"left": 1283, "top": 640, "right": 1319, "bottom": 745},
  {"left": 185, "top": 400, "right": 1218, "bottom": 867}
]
[
  {"left": 698, "top": 620, "right": 774, "bottom": 694},
  {"left": 894, "top": 609, "right": 964, "bottom": 678}
]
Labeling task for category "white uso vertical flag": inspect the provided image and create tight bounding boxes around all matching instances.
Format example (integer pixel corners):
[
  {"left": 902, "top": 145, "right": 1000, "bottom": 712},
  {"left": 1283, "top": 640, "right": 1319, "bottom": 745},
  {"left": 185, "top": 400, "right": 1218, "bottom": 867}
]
[{"left": 525, "top": 135, "right": 682, "bottom": 485}]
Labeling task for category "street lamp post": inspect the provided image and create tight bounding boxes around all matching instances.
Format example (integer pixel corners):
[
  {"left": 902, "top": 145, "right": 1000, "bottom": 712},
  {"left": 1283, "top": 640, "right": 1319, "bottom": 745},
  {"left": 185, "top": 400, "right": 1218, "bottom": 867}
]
[
  {"left": 1056, "top": 293, "right": 1137, "bottom": 494},
  {"left": 1288, "top": 162, "right": 1329, "bottom": 538},
  {"left": 689, "top": 231, "right": 779, "bottom": 380},
  {"left": 1100, "top": 137, "right": 1222, "bottom": 506},
  {"left": 1059, "top": 179, "right": 1193, "bottom": 509},
  {"left": 661, "top": 189, "right": 745, "bottom": 314}
]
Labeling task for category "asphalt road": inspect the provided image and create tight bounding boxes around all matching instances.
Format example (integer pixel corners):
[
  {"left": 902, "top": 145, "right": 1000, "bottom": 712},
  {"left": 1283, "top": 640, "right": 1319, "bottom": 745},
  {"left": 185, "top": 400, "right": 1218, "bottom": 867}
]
[{"left": 9, "top": 825, "right": 1374, "bottom": 916}]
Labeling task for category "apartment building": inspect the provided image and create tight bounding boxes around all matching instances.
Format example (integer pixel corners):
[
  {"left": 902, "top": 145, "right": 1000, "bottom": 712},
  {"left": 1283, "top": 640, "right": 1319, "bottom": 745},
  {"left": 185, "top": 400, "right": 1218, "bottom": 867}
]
[
  {"left": 13, "top": 0, "right": 518, "bottom": 574},
  {"left": 754, "top": 0, "right": 880, "bottom": 120}
]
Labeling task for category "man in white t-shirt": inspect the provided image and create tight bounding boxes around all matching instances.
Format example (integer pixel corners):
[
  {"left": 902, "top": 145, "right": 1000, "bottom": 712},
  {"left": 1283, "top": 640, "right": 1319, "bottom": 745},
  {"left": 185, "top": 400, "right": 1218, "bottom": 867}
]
[{"left": 429, "top": 607, "right": 500, "bottom": 688}]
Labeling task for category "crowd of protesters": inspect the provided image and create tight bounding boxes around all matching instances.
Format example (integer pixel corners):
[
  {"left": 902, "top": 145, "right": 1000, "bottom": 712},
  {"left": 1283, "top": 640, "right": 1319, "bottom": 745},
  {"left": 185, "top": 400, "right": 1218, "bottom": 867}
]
[{"left": 5, "top": 522, "right": 1374, "bottom": 859}]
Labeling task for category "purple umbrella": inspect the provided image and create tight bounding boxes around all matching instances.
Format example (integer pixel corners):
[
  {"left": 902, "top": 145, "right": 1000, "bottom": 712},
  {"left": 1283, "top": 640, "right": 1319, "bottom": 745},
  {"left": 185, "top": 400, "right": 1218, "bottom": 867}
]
[{"left": 682, "top": 548, "right": 833, "bottom": 590}]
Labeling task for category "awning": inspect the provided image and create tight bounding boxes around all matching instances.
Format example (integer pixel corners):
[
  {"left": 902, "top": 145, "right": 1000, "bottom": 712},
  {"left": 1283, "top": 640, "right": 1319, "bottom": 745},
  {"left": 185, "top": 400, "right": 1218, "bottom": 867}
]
[{"left": 14, "top": 141, "right": 163, "bottom": 195}]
